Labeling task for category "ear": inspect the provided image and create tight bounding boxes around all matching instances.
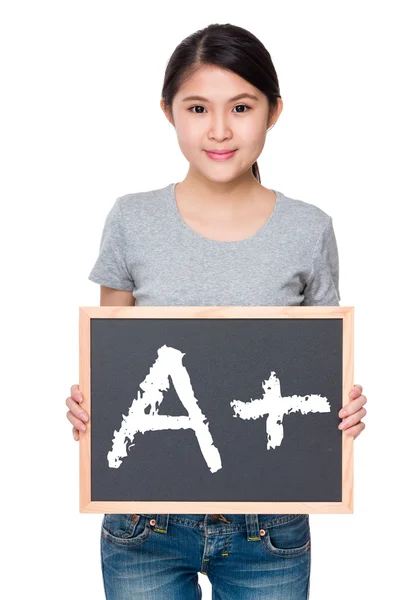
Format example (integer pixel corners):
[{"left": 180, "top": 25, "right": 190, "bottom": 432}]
[
  {"left": 160, "top": 98, "right": 174, "bottom": 126},
  {"left": 267, "top": 97, "right": 284, "bottom": 130}
]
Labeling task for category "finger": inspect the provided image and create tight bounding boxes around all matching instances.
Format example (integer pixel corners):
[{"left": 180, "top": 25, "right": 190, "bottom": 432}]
[
  {"left": 73, "top": 426, "right": 79, "bottom": 441},
  {"left": 66, "top": 409, "right": 87, "bottom": 433},
  {"left": 339, "top": 394, "right": 367, "bottom": 418},
  {"left": 65, "top": 396, "right": 89, "bottom": 424},
  {"left": 339, "top": 407, "right": 367, "bottom": 429},
  {"left": 70, "top": 384, "right": 83, "bottom": 404},
  {"left": 343, "top": 421, "right": 366, "bottom": 439},
  {"left": 349, "top": 384, "right": 363, "bottom": 398}
]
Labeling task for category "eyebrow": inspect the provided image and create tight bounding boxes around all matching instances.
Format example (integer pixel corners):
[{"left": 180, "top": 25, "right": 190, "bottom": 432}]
[{"left": 180, "top": 93, "right": 260, "bottom": 103}]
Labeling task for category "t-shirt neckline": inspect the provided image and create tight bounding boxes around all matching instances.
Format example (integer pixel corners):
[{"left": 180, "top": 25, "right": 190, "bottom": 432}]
[{"left": 169, "top": 182, "right": 281, "bottom": 245}]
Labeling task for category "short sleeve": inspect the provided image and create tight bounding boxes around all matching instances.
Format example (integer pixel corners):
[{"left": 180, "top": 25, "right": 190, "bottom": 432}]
[
  {"left": 88, "top": 197, "right": 135, "bottom": 291},
  {"left": 301, "top": 217, "right": 341, "bottom": 306}
]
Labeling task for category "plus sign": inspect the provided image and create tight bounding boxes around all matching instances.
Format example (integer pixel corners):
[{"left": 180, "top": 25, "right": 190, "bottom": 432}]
[{"left": 230, "top": 371, "right": 331, "bottom": 449}]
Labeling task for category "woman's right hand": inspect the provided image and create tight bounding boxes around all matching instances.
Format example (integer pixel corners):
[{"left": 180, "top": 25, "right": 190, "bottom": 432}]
[{"left": 66, "top": 383, "right": 89, "bottom": 441}]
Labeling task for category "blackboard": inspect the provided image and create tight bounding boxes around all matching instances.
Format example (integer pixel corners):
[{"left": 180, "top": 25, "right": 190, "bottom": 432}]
[{"left": 79, "top": 306, "right": 354, "bottom": 514}]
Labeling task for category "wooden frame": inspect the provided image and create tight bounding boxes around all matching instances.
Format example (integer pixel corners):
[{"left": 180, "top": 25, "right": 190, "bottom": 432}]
[{"left": 79, "top": 306, "right": 354, "bottom": 514}]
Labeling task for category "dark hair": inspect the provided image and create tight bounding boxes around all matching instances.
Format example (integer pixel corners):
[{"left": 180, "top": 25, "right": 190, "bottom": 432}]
[{"left": 161, "top": 23, "right": 281, "bottom": 184}]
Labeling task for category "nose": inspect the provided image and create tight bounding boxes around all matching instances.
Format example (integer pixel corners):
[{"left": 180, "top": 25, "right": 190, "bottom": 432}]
[{"left": 208, "top": 113, "right": 232, "bottom": 141}]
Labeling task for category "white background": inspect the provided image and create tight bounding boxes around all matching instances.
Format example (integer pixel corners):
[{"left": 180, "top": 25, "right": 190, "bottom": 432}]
[{"left": 2, "top": 1, "right": 417, "bottom": 598}]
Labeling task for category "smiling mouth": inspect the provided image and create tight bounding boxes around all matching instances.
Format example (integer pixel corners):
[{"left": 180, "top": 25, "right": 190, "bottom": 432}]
[
  {"left": 205, "top": 149, "right": 237, "bottom": 154},
  {"left": 204, "top": 149, "right": 237, "bottom": 161}
]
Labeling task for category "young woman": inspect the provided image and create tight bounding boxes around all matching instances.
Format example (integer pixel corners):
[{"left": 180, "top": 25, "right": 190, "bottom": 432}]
[{"left": 66, "top": 23, "right": 367, "bottom": 600}]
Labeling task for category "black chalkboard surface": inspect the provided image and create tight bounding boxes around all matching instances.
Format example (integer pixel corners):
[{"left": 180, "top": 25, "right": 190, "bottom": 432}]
[{"left": 79, "top": 306, "right": 354, "bottom": 514}]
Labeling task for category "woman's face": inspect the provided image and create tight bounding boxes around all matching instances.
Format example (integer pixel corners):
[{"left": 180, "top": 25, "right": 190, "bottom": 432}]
[{"left": 162, "top": 65, "right": 282, "bottom": 184}]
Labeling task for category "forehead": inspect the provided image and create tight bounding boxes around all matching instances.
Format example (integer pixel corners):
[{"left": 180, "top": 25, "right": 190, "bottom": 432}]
[{"left": 175, "top": 65, "right": 260, "bottom": 102}]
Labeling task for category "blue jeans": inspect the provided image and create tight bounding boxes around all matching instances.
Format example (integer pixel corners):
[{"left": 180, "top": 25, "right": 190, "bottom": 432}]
[{"left": 101, "top": 513, "right": 311, "bottom": 599}]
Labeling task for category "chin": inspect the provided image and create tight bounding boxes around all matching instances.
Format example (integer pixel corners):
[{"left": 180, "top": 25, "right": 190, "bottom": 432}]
[{"left": 203, "top": 172, "right": 240, "bottom": 185}]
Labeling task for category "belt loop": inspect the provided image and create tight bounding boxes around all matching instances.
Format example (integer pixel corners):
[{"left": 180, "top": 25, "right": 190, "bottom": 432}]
[
  {"left": 154, "top": 514, "right": 169, "bottom": 534},
  {"left": 245, "top": 514, "right": 261, "bottom": 541}
]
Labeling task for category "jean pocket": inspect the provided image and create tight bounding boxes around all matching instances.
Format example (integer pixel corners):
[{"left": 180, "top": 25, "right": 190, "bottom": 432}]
[
  {"left": 101, "top": 514, "right": 154, "bottom": 548},
  {"left": 260, "top": 514, "right": 311, "bottom": 558}
]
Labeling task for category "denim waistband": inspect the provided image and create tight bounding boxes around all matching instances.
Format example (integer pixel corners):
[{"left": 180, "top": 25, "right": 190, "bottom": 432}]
[{"left": 140, "top": 513, "right": 308, "bottom": 539}]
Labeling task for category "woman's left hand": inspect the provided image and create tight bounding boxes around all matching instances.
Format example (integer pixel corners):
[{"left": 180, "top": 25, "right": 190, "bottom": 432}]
[{"left": 338, "top": 384, "right": 367, "bottom": 439}]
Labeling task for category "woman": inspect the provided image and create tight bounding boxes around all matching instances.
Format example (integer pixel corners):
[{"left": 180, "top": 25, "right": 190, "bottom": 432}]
[{"left": 66, "top": 22, "right": 367, "bottom": 599}]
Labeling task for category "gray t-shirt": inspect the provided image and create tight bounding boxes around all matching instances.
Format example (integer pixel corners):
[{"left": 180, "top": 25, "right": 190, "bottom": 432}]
[{"left": 88, "top": 181, "right": 341, "bottom": 306}]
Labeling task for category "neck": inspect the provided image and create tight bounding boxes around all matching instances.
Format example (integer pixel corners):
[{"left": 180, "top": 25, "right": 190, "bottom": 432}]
[{"left": 177, "top": 170, "right": 264, "bottom": 212}]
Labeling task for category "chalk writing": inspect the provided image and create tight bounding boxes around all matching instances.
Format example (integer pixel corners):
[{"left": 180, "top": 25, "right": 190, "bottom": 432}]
[
  {"left": 107, "top": 345, "right": 331, "bottom": 472},
  {"left": 107, "top": 345, "right": 222, "bottom": 472},
  {"left": 230, "top": 371, "right": 331, "bottom": 449}
]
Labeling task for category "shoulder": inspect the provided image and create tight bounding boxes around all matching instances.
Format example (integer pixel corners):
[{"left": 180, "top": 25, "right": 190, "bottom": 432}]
[
  {"left": 275, "top": 189, "right": 335, "bottom": 248},
  {"left": 271, "top": 190, "right": 338, "bottom": 263},
  {"left": 276, "top": 190, "right": 332, "bottom": 226},
  {"left": 117, "top": 182, "right": 173, "bottom": 217}
]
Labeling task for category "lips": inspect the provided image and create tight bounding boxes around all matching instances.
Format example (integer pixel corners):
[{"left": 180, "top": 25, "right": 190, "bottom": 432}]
[
  {"left": 206, "top": 149, "right": 236, "bottom": 154},
  {"left": 205, "top": 149, "right": 237, "bottom": 161}
]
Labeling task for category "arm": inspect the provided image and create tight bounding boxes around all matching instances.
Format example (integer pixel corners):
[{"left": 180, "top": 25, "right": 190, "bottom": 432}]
[
  {"left": 100, "top": 285, "right": 135, "bottom": 306},
  {"left": 301, "top": 217, "right": 341, "bottom": 306}
]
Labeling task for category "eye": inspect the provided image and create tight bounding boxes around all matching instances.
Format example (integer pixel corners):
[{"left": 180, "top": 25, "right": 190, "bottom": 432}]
[
  {"left": 187, "top": 104, "right": 251, "bottom": 114},
  {"left": 188, "top": 105, "right": 206, "bottom": 114},
  {"left": 233, "top": 104, "right": 251, "bottom": 113}
]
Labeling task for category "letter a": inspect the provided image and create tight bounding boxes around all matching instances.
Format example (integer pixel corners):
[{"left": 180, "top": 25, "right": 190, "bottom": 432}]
[{"left": 107, "top": 345, "right": 222, "bottom": 473}]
